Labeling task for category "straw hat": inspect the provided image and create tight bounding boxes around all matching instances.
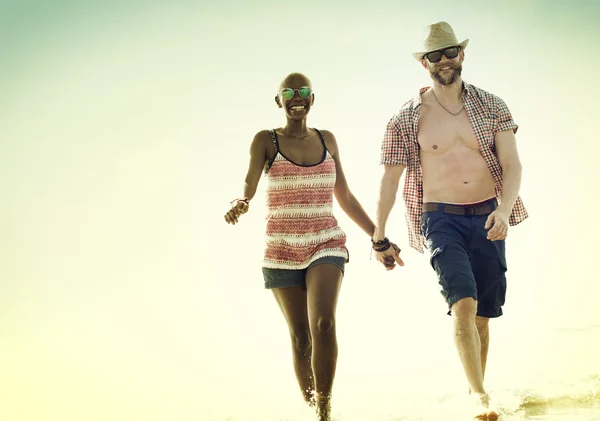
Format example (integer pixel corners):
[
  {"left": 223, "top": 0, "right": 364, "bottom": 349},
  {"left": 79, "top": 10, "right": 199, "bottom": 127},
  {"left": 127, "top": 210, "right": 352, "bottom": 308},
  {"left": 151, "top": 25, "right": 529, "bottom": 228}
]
[{"left": 412, "top": 21, "right": 469, "bottom": 60}]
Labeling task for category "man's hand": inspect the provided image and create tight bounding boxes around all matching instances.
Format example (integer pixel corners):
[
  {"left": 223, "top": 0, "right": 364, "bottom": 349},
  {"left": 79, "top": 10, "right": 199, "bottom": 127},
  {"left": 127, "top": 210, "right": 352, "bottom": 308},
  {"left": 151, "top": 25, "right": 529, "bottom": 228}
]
[
  {"left": 375, "top": 242, "right": 404, "bottom": 270},
  {"left": 224, "top": 200, "right": 249, "bottom": 225},
  {"left": 485, "top": 209, "right": 509, "bottom": 241}
]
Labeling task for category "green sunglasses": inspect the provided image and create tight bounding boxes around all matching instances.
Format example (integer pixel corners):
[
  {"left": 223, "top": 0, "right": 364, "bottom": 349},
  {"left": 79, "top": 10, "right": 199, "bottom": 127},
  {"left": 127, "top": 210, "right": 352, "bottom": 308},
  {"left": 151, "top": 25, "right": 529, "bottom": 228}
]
[{"left": 279, "top": 86, "right": 312, "bottom": 100}]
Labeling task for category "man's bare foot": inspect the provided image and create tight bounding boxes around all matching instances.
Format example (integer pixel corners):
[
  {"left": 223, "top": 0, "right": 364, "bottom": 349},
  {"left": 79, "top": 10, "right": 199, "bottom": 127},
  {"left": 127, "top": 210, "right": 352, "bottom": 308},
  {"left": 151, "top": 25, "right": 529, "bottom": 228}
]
[
  {"left": 315, "top": 394, "right": 331, "bottom": 421},
  {"left": 472, "top": 393, "right": 499, "bottom": 420}
]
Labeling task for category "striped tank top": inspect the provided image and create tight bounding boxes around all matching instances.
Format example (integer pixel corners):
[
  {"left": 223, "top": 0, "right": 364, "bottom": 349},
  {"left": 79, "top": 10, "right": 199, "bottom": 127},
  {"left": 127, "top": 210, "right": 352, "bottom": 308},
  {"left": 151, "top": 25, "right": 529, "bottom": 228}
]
[{"left": 262, "top": 128, "right": 349, "bottom": 270}]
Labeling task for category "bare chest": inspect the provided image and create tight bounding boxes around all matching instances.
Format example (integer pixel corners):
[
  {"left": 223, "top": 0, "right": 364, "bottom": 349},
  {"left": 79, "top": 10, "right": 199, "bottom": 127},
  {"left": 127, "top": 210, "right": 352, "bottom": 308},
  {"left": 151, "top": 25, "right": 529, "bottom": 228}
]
[{"left": 417, "top": 106, "right": 479, "bottom": 154}]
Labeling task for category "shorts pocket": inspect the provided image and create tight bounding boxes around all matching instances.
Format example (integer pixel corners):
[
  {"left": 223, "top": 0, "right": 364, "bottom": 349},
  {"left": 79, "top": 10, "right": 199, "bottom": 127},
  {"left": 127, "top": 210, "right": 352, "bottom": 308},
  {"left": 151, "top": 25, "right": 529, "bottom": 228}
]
[
  {"left": 429, "top": 244, "right": 446, "bottom": 270},
  {"left": 420, "top": 212, "right": 430, "bottom": 237},
  {"left": 421, "top": 210, "right": 442, "bottom": 239},
  {"left": 499, "top": 256, "right": 507, "bottom": 272},
  {"left": 496, "top": 267, "right": 507, "bottom": 308},
  {"left": 429, "top": 245, "right": 454, "bottom": 304},
  {"left": 477, "top": 237, "right": 507, "bottom": 272}
]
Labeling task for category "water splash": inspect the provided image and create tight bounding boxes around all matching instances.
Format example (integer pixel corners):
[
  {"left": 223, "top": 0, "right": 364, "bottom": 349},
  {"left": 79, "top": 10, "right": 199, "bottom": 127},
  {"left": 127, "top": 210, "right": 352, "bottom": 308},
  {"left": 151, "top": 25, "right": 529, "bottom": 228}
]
[
  {"left": 496, "top": 374, "right": 600, "bottom": 418},
  {"left": 214, "top": 374, "right": 600, "bottom": 421},
  {"left": 384, "top": 374, "right": 600, "bottom": 421}
]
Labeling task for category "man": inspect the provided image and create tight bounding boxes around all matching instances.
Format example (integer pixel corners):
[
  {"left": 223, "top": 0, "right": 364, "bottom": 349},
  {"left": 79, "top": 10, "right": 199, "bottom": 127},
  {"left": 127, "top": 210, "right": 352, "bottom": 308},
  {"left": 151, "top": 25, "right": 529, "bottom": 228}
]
[{"left": 372, "top": 21, "right": 528, "bottom": 419}]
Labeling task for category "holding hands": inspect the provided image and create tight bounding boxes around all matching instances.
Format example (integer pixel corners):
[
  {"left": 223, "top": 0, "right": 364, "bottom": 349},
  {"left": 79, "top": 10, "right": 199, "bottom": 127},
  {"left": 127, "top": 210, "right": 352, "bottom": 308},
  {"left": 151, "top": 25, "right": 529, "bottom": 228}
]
[{"left": 372, "top": 237, "right": 404, "bottom": 270}]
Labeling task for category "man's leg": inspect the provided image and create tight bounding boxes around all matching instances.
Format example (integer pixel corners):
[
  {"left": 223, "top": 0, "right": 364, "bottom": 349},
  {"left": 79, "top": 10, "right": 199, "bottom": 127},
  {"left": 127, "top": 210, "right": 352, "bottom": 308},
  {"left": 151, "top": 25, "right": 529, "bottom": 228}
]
[
  {"left": 468, "top": 316, "right": 490, "bottom": 395},
  {"left": 423, "top": 210, "right": 498, "bottom": 419},
  {"left": 475, "top": 316, "right": 490, "bottom": 379},
  {"left": 470, "top": 222, "right": 508, "bottom": 388},
  {"left": 452, "top": 300, "right": 500, "bottom": 420},
  {"left": 466, "top": 213, "right": 507, "bottom": 419},
  {"left": 452, "top": 298, "right": 486, "bottom": 395}
]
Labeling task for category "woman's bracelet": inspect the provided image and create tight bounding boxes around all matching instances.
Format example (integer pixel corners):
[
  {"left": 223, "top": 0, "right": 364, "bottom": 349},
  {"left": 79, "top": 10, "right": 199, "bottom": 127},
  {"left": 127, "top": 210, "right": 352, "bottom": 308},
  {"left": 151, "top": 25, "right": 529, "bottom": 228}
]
[{"left": 230, "top": 197, "right": 249, "bottom": 206}]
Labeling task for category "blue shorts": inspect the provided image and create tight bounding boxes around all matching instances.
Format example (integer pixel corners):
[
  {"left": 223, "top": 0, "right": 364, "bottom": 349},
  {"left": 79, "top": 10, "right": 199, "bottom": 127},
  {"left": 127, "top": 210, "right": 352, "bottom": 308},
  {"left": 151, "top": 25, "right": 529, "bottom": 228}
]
[
  {"left": 420, "top": 198, "right": 507, "bottom": 318},
  {"left": 262, "top": 256, "right": 346, "bottom": 289}
]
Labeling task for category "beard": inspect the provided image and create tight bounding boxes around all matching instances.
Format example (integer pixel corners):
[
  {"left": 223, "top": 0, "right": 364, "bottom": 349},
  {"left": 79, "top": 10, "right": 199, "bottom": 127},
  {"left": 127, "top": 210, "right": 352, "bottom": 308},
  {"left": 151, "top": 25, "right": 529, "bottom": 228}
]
[{"left": 431, "top": 63, "right": 462, "bottom": 86}]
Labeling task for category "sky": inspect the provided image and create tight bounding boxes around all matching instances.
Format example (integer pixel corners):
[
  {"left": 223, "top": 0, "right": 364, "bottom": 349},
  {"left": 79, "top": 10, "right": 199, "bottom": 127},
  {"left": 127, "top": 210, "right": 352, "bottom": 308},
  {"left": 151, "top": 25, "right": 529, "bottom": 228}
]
[{"left": 1, "top": 1, "right": 599, "bottom": 420}]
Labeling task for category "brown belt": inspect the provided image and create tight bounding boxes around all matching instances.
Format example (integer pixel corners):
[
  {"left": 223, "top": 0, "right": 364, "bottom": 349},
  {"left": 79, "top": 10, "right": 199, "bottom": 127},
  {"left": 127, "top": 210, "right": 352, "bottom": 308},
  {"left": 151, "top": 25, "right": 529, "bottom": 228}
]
[{"left": 422, "top": 199, "right": 496, "bottom": 216}]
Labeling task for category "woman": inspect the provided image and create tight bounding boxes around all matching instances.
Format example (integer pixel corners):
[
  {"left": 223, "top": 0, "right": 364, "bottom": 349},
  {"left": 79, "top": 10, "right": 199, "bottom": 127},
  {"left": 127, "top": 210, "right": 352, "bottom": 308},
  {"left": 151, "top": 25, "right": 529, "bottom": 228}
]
[{"left": 224, "top": 72, "right": 396, "bottom": 421}]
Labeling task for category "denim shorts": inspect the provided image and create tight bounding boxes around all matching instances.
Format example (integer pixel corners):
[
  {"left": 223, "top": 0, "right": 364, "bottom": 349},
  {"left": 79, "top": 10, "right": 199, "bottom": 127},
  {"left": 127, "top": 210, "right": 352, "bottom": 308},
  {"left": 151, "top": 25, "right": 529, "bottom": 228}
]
[
  {"left": 420, "top": 198, "right": 507, "bottom": 318},
  {"left": 262, "top": 256, "right": 346, "bottom": 289}
]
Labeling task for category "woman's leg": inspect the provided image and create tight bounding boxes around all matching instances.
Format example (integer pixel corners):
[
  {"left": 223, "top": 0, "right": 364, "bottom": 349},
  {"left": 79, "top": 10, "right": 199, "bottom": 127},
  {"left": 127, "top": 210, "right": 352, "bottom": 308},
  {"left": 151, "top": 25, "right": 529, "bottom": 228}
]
[
  {"left": 272, "top": 285, "right": 315, "bottom": 405},
  {"left": 306, "top": 263, "right": 343, "bottom": 421}
]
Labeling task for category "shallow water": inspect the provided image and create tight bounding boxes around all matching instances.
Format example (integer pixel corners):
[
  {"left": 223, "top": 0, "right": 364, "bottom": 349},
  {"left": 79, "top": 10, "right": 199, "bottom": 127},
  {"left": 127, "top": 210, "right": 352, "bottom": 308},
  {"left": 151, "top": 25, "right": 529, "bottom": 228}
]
[{"left": 208, "top": 325, "right": 600, "bottom": 421}]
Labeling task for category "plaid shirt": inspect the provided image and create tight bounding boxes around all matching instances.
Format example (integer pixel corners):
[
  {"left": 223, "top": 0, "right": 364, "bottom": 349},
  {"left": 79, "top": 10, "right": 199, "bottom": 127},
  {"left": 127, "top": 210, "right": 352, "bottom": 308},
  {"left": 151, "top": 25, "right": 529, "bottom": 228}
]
[{"left": 380, "top": 82, "right": 528, "bottom": 253}]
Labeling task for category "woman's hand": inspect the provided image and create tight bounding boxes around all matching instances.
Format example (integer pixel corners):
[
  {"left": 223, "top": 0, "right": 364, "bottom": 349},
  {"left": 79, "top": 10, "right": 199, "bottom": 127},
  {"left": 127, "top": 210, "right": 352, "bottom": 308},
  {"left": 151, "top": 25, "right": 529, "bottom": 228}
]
[{"left": 224, "top": 200, "right": 249, "bottom": 225}]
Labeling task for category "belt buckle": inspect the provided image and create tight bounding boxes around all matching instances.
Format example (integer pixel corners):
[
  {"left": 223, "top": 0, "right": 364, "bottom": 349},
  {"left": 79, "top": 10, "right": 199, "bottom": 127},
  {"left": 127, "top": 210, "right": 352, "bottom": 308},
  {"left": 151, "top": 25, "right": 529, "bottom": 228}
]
[{"left": 465, "top": 206, "right": 476, "bottom": 216}]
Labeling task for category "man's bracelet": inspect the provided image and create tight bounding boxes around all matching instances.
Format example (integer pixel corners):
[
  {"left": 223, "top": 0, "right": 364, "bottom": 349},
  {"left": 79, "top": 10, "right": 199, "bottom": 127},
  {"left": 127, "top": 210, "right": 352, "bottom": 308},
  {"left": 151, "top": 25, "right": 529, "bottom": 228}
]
[{"left": 373, "top": 242, "right": 391, "bottom": 252}]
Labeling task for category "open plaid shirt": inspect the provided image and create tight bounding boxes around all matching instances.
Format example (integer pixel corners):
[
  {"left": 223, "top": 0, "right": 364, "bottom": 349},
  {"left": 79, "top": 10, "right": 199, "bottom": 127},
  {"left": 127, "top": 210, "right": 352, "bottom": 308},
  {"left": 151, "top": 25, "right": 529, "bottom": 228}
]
[{"left": 380, "top": 82, "right": 528, "bottom": 253}]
